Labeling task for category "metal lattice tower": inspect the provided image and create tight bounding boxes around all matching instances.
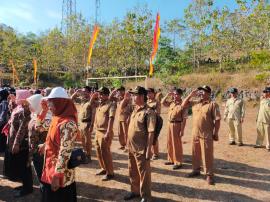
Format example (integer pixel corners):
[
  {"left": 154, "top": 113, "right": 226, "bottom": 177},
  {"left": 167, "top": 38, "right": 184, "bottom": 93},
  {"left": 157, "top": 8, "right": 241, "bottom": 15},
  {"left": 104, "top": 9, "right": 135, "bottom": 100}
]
[
  {"left": 61, "top": 0, "right": 77, "bottom": 33},
  {"left": 95, "top": 0, "right": 101, "bottom": 25}
]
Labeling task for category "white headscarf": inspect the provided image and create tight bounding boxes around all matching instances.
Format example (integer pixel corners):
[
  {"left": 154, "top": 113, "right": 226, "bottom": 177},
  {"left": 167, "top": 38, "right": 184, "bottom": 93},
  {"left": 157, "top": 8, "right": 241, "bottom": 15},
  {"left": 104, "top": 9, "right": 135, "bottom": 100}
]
[{"left": 27, "top": 94, "right": 43, "bottom": 118}]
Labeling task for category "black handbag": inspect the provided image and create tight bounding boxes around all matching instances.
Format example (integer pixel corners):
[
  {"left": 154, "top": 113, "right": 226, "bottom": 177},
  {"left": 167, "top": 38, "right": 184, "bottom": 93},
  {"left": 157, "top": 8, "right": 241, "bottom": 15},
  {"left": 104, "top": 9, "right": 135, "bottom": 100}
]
[{"left": 67, "top": 148, "right": 86, "bottom": 169}]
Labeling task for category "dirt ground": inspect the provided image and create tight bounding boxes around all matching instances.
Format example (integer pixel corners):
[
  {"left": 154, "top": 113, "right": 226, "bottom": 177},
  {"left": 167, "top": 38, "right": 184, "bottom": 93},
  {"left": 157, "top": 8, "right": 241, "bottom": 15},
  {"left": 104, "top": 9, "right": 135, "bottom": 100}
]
[{"left": 0, "top": 104, "right": 270, "bottom": 202}]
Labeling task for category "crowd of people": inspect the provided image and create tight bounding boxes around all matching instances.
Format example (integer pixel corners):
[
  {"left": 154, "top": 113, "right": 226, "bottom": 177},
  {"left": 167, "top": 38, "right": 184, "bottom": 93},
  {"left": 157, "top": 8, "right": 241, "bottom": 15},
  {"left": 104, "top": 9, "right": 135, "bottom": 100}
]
[{"left": 0, "top": 84, "right": 269, "bottom": 202}]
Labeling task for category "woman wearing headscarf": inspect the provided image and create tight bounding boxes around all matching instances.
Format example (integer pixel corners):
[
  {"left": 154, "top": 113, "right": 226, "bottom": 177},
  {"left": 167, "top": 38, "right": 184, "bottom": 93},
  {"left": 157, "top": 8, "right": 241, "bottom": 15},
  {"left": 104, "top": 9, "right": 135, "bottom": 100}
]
[
  {"left": 3, "top": 89, "right": 33, "bottom": 197},
  {"left": 0, "top": 89, "right": 9, "bottom": 152},
  {"left": 26, "top": 94, "right": 52, "bottom": 182},
  {"left": 40, "top": 87, "right": 78, "bottom": 202}
]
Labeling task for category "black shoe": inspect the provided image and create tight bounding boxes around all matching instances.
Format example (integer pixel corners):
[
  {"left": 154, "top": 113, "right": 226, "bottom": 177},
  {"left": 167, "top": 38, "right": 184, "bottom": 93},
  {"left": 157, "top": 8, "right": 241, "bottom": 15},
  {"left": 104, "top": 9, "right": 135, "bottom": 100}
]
[
  {"left": 267, "top": 148, "right": 270, "bottom": 152},
  {"left": 206, "top": 176, "right": 215, "bottom": 185},
  {"left": 164, "top": 162, "right": 174, "bottom": 165},
  {"left": 119, "top": 146, "right": 125, "bottom": 150},
  {"left": 172, "top": 164, "right": 182, "bottom": 170},
  {"left": 254, "top": 145, "right": 262, "bottom": 148},
  {"left": 152, "top": 155, "right": 159, "bottom": 160},
  {"left": 229, "top": 141, "right": 236, "bottom": 145},
  {"left": 186, "top": 171, "right": 200, "bottom": 178},
  {"left": 14, "top": 190, "right": 33, "bottom": 198},
  {"left": 238, "top": 142, "right": 244, "bottom": 146},
  {"left": 96, "top": 169, "right": 106, "bottom": 176},
  {"left": 82, "top": 156, "right": 91, "bottom": 164},
  {"left": 102, "top": 174, "right": 114, "bottom": 181},
  {"left": 141, "top": 198, "right": 148, "bottom": 202},
  {"left": 124, "top": 192, "right": 140, "bottom": 200},
  {"left": 13, "top": 186, "right": 23, "bottom": 191}
]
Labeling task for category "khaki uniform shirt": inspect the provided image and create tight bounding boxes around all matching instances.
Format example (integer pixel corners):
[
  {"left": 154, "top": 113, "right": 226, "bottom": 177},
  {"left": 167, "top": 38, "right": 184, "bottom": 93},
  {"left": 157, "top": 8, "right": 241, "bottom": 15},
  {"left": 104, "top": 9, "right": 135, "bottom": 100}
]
[
  {"left": 147, "top": 99, "right": 161, "bottom": 115},
  {"left": 257, "top": 98, "right": 270, "bottom": 124},
  {"left": 94, "top": 100, "right": 116, "bottom": 131},
  {"left": 78, "top": 101, "right": 97, "bottom": 130},
  {"left": 127, "top": 105, "right": 156, "bottom": 154},
  {"left": 155, "top": 92, "right": 163, "bottom": 102},
  {"left": 224, "top": 98, "right": 245, "bottom": 122},
  {"left": 191, "top": 100, "right": 221, "bottom": 139},
  {"left": 118, "top": 99, "right": 132, "bottom": 122},
  {"left": 168, "top": 102, "right": 188, "bottom": 122}
]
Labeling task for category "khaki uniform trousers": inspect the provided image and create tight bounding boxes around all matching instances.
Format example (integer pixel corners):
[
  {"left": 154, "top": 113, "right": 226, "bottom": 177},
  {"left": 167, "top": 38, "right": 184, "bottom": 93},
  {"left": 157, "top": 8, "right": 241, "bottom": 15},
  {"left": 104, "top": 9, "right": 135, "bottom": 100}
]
[
  {"left": 167, "top": 122, "right": 183, "bottom": 165},
  {"left": 256, "top": 122, "right": 270, "bottom": 149},
  {"left": 192, "top": 136, "right": 214, "bottom": 176},
  {"left": 118, "top": 121, "right": 128, "bottom": 147},
  {"left": 79, "top": 123, "right": 92, "bottom": 157},
  {"left": 128, "top": 152, "right": 151, "bottom": 199},
  {"left": 95, "top": 130, "right": 114, "bottom": 175},
  {"left": 227, "top": 119, "right": 243, "bottom": 143},
  {"left": 151, "top": 140, "right": 159, "bottom": 157}
]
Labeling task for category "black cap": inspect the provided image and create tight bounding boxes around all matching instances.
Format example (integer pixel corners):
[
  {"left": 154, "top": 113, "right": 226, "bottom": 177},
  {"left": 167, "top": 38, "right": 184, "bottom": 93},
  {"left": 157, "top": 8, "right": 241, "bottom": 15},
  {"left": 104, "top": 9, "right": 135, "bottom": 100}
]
[
  {"left": 97, "top": 87, "right": 110, "bottom": 95},
  {"left": 198, "top": 85, "right": 211, "bottom": 93},
  {"left": 174, "top": 88, "right": 183, "bottom": 95},
  {"left": 117, "top": 86, "right": 125, "bottom": 91},
  {"left": 146, "top": 88, "right": 155, "bottom": 93},
  {"left": 263, "top": 87, "right": 270, "bottom": 93},
  {"left": 128, "top": 86, "right": 147, "bottom": 96},
  {"left": 83, "top": 86, "right": 92, "bottom": 93},
  {"left": 228, "top": 87, "right": 238, "bottom": 94}
]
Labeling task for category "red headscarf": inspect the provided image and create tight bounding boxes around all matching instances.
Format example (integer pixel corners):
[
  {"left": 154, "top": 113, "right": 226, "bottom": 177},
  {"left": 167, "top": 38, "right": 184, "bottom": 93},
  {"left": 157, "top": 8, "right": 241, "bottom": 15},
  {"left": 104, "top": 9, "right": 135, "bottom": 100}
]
[{"left": 49, "top": 98, "right": 77, "bottom": 123}]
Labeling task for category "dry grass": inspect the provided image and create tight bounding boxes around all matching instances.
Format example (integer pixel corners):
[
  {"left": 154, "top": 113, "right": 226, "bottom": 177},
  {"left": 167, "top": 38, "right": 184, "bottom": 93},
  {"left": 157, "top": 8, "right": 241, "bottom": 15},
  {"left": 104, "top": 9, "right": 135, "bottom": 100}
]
[{"left": 140, "top": 71, "right": 269, "bottom": 91}]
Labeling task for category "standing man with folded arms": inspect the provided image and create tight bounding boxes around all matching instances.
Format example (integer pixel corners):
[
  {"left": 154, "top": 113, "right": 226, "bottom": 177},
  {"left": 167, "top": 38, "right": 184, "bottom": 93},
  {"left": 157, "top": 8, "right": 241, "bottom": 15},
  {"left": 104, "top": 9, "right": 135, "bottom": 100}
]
[
  {"left": 224, "top": 87, "right": 245, "bottom": 146},
  {"left": 124, "top": 86, "right": 156, "bottom": 202}
]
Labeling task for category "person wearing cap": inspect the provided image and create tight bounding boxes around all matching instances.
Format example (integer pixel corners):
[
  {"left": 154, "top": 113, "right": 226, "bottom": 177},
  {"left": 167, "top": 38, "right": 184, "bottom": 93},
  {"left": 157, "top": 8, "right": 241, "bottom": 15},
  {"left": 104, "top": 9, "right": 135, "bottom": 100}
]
[
  {"left": 94, "top": 87, "right": 116, "bottom": 181},
  {"left": 71, "top": 86, "right": 96, "bottom": 163},
  {"left": 124, "top": 86, "right": 156, "bottom": 202},
  {"left": 254, "top": 87, "right": 270, "bottom": 151},
  {"left": 146, "top": 88, "right": 161, "bottom": 160},
  {"left": 40, "top": 87, "right": 78, "bottom": 202},
  {"left": 224, "top": 87, "right": 245, "bottom": 146},
  {"left": 182, "top": 85, "right": 221, "bottom": 185},
  {"left": 110, "top": 86, "right": 133, "bottom": 150},
  {"left": 161, "top": 88, "right": 188, "bottom": 170}
]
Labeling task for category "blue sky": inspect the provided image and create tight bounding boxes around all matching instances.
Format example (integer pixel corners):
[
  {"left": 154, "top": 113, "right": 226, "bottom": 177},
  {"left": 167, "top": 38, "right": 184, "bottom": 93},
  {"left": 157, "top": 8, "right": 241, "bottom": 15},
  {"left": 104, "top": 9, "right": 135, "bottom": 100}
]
[{"left": 0, "top": 0, "right": 238, "bottom": 34}]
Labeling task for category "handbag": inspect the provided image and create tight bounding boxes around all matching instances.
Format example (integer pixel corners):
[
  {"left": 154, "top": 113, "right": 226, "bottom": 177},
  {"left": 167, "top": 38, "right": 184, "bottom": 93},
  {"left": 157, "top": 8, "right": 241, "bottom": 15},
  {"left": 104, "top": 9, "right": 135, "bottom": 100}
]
[{"left": 67, "top": 148, "right": 86, "bottom": 169}]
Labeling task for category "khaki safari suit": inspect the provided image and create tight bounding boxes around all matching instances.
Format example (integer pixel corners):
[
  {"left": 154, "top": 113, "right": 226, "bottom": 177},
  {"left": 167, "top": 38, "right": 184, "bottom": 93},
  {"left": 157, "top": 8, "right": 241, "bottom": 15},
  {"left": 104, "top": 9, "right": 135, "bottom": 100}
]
[
  {"left": 190, "top": 100, "right": 221, "bottom": 176},
  {"left": 224, "top": 97, "right": 245, "bottom": 143},
  {"left": 94, "top": 100, "right": 116, "bottom": 175},
  {"left": 78, "top": 100, "right": 97, "bottom": 157},
  {"left": 256, "top": 98, "right": 270, "bottom": 149},
  {"left": 147, "top": 99, "right": 161, "bottom": 157},
  {"left": 118, "top": 99, "right": 132, "bottom": 148},
  {"left": 162, "top": 98, "right": 187, "bottom": 165},
  {"left": 127, "top": 105, "right": 156, "bottom": 199}
]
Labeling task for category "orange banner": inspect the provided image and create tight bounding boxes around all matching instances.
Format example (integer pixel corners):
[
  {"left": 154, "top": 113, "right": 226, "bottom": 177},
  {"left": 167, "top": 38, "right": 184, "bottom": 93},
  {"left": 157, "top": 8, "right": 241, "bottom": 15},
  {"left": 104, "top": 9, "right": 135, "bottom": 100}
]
[
  {"left": 9, "top": 60, "right": 19, "bottom": 85},
  {"left": 33, "top": 58, "right": 37, "bottom": 84},
  {"left": 149, "top": 13, "right": 161, "bottom": 77},
  {"left": 87, "top": 25, "right": 100, "bottom": 66}
]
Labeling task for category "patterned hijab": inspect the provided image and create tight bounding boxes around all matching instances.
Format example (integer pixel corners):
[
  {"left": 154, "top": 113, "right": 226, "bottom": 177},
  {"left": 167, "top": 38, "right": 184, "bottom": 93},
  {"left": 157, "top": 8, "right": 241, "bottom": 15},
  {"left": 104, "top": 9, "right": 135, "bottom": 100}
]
[{"left": 16, "top": 90, "right": 31, "bottom": 105}]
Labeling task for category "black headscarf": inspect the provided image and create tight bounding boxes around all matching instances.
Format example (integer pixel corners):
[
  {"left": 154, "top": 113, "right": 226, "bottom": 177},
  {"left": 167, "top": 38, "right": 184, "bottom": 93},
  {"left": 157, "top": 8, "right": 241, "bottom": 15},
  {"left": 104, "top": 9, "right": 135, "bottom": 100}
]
[{"left": 0, "top": 89, "right": 9, "bottom": 102}]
